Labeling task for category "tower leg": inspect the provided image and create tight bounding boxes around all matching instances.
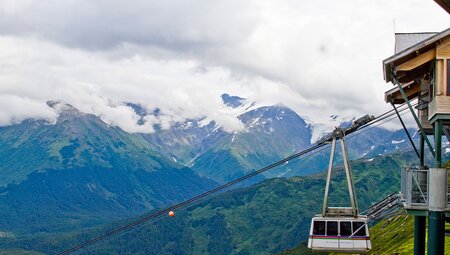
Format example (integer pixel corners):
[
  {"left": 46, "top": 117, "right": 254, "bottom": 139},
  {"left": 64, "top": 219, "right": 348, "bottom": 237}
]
[
  {"left": 414, "top": 216, "right": 426, "bottom": 255},
  {"left": 428, "top": 120, "right": 445, "bottom": 255},
  {"left": 428, "top": 211, "right": 445, "bottom": 255},
  {"left": 414, "top": 135, "right": 426, "bottom": 255}
]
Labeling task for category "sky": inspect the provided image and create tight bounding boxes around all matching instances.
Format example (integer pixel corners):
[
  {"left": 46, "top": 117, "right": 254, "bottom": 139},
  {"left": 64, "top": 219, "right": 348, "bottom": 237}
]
[{"left": 0, "top": 0, "right": 448, "bottom": 133}]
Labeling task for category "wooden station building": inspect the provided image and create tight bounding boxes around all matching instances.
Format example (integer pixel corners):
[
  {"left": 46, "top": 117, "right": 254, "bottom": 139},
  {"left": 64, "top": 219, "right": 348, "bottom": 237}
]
[{"left": 382, "top": 10, "right": 450, "bottom": 255}]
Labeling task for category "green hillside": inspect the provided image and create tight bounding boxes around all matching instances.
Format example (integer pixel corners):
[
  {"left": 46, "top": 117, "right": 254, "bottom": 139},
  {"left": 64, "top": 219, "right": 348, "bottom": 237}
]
[
  {"left": 367, "top": 215, "right": 450, "bottom": 255},
  {"left": 0, "top": 152, "right": 416, "bottom": 254},
  {"left": 368, "top": 214, "right": 416, "bottom": 254},
  {"left": 0, "top": 103, "right": 216, "bottom": 235},
  {"left": 278, "top": 215, "right": 450, "bottom": 255},
  {"left": 191, "top": 106, "right": 313, "bottom": 183}
]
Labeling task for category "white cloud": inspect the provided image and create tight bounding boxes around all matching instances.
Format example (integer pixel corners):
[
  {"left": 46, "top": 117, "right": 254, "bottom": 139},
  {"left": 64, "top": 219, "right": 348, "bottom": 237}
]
[
  {"left": 0, "top": 37, "right": 256, "bottom": 132},
  {"left": 0, "top": 94, "right": 57, "bottom": 126},
  {"left": 0, "top": 0, "right": 448, "bottom": 132}
]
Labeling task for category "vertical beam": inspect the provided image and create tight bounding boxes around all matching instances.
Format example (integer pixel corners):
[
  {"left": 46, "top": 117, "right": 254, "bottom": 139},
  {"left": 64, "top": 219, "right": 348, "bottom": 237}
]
[
  {"left": 322, "top": 138, "right": 336, "bottom": 216},
  {"left": 428, "top": 211, "right": 445, "bottom": 255},
  {"left": 428, "top": 120, "right": 445, "bottom": 255},
  {"left": 415, "top": 134, "right": 426, "bottom": 255},
  {"left": 420, "top": 135, "right": 425, "bottom": 167},
  {"left": 434, "top": 121, "right": 442, "bottom": 168},
  {"left": 340, "top": 137, "right": 358, "bottom": 216},
  {"left": 414, "top": 216, "right": 426, "bottom": 255}
]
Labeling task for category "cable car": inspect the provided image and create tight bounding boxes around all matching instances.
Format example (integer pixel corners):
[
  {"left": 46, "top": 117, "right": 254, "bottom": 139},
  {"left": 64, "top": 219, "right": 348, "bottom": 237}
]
[
  {"left": 308, "top": 127, "right": 371, "bottom": 253},
  {"left": 308, "top": 216, "right": 371, "bottom": 253}
]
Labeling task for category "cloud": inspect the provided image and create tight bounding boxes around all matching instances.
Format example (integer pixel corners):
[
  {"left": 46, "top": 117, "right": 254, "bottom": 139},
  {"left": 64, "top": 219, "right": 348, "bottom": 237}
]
[
  {"left": 0, "top": 0, "right": 259, "bottom": 50},
  {"left": 0, "top": 36, "right": 255, "bottom": 132},
  {"left": 0, "top": 94, "right": 57, "bottom": 126},
  {"left": 0, "top": 0, "right": 448, "bottom": 132}
]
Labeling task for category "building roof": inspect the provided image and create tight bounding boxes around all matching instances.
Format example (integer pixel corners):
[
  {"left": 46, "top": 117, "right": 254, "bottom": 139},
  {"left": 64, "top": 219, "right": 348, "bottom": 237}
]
[
  {"left": 395, "top": 33, "right": 437, "bottom": 53},
  {"left": 383, "top": 27, "right": 450, "bottom": 83},
  {"left": 434, "top": 0, "right": 450, "bottom": 14}
]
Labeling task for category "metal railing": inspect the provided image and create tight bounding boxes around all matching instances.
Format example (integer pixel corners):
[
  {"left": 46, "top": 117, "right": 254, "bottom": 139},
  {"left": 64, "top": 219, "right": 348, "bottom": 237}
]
[
  {"left": 448, "top": 170, "right": 450, "bottom": 206},
  {"left": 400, "top": 166, "right": 450, "bottom": 210},
  {"left": 401, "top": 166, "right": 428, "bottom": 208}
]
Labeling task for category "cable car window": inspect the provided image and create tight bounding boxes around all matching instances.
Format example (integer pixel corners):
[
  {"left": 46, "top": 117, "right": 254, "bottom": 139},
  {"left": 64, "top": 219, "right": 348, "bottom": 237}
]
[
  {"left": 313, "top": 221, "right": 325, "bottom": 235},
  {"left": 340, "top": 221, "right": 352, "bottom": 236},
  {"left": 353, "top": 221, "right": 366, "bottom": 236},
  {"left": 327, "top": 221, "right": 338, "bottom": 236}
]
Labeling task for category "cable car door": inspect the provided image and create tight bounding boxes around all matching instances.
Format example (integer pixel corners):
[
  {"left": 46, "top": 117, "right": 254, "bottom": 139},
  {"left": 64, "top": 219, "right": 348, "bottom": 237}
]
[
  {"left": 326, "top": 221, "right": 339, "bottom": 249},
  {"left": 338, "top": 221, "right": 352, "bottom": 249}
]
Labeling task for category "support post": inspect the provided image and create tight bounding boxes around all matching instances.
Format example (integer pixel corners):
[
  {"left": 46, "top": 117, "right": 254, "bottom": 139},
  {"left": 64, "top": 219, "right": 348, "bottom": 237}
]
[
  {"left": 420, "top": 135, "right": 425, "bottom": 167},
  {"left": 414, "top": 216, "right": 426, "bottom": 255},
  {"left": 434, "top": 121, "right": 442, "bottom": 169},
  {"left": 428, "top": 120, "right": 446, "bottom": 255},
  {"left": 414, "top": 134, "right": 426, "bottom": 255}
]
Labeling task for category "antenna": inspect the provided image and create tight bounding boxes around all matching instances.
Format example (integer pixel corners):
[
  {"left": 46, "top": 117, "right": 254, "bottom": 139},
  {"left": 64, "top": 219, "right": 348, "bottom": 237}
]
[
  {"left": 393, "top": 19, "right": 396, "bottom": 34},
  {"left": 393, "top": 19, "right": 396, "bottom": 54}
]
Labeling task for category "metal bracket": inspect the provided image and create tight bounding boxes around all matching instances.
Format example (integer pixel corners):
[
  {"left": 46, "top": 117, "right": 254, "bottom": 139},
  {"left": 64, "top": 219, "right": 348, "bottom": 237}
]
[
  {"left": 391, "top": 102, "right": 420, "bottom": 158},
  {"left": 391, "top": 71, "right": 435, "bottom": 157}
]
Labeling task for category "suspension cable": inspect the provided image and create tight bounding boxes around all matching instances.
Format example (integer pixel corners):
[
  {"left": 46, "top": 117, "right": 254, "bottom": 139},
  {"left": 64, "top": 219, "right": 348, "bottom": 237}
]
[{"left": 56, "top": 105, "right": 416, "bottom": 255}]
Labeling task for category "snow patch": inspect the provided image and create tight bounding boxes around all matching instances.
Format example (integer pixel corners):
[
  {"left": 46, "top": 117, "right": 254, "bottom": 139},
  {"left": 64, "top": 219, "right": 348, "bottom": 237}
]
[
  {"left": 391, "top": 139, "right": 405, "bottom": 144},
  {"left": 308, "top": 114, "right": 354, "bottom": 143},
  {"left": 277, "top": 168, "right": 292, "bottom": 177},
  {"left": 250, "top": 117, "right": 260, "bottom": 126}
]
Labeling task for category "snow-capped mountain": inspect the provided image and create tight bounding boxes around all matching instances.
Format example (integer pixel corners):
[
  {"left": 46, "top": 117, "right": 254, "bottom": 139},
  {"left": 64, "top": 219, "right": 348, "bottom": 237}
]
[
  {"left": 0, "top": 96, "right": 420, "bottom": 237},
  {"left": 138, "top": 94, "right": 312, "bottom": 182},
  {"left": 138, "top": 94, "right": 416, "bottom": 183},
  {"left": 0, "top": 101, "right": 216, "bottom": 233}
]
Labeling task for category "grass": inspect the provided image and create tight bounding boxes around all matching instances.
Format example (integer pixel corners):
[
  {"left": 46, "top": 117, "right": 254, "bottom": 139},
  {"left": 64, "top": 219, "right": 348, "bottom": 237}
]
[
  {"left": 278, "top": 214, "right": 450, "bottom": 255},
  {"left": 364, "top": 214, "right": 450, "bottom": 255}
]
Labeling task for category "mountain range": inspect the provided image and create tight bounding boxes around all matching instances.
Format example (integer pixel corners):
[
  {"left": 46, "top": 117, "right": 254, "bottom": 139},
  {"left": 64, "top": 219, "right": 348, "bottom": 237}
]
[
  {"left": 0, "top": 101, "right": 216, "bottom": 234},
  {"left": 0, "top": 94, "right": 423, "bottom": 253},
  {"left": 0, "top": 152, "right": 417, "bottom": 254},
  {"left": 141, "top": 94, "right": 417, "bottom": 183}
]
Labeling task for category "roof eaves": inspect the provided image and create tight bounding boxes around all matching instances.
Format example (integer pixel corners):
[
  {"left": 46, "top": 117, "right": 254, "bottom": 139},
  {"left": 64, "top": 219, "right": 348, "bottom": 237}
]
[{"left": 383, "top": 27, "right": 450, "bottom": 83}]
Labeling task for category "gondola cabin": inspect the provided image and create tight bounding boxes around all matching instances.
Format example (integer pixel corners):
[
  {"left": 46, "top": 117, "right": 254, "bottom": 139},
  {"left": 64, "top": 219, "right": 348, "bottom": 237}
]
[
  {"left": 308, "top": 129, "right": 372, "bottom": 253},
  {"left": 308, "top": 216, "right": 371, "bottom": 253}
]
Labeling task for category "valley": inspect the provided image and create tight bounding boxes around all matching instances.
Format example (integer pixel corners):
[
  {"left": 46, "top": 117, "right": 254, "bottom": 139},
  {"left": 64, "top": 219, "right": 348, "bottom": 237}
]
[{"left": 0, "top": 96, "right": 423, "bottom": 254}]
